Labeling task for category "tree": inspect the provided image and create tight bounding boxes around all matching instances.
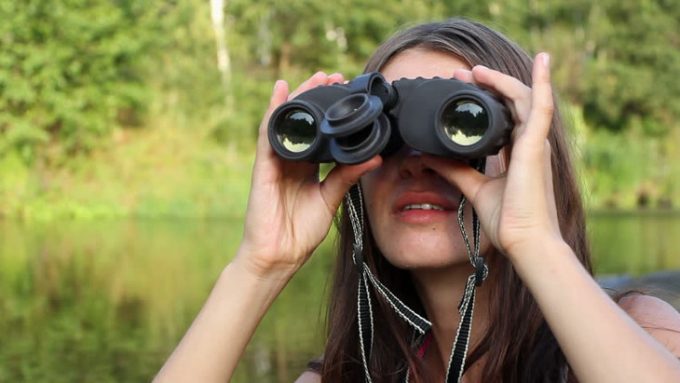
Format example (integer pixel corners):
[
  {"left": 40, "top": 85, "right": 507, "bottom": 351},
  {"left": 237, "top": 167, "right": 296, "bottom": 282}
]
[{"left": 0, "top": 0, "right": 171, "bottom": 161}]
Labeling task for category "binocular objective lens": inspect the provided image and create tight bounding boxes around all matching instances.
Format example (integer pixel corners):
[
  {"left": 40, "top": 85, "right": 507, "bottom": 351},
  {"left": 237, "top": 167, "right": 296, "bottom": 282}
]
[
  {"left": 274, "top": 109, "right": 316, "bottom": 153},
  {"left": 440, "top": 99, "right": 488, "bottom": 146}
]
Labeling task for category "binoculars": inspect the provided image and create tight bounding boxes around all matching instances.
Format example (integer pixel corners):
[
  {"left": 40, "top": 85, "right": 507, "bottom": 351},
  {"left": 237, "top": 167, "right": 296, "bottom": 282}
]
[{"left": 268, "top": 72, "right": 512, "bottom": 164}]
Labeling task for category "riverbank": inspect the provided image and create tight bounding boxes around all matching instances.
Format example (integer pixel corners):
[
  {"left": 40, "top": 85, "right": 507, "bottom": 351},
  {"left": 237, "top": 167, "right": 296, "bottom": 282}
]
[
  {"left": 599, "top": 270, "right": 680, "bottom": 310},
  {"left": 0, "top": 127, "right": 255, "bottom": 221}
]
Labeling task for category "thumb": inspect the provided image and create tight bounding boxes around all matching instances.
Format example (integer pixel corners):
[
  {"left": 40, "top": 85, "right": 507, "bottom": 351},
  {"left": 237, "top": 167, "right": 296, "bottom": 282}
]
[
  {"left": 421, "top": 156, "right": 489, "bottom": 205},
  {"left": 319, "top": 156, "right": 383, "bottom": 213}
]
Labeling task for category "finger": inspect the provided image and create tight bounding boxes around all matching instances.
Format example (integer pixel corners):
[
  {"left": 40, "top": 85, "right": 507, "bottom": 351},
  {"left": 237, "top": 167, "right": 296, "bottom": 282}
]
[
  {"left": 328, "top": 72, "right": 345, "bottom": 85},
  {"left": 289, "top": 71, "right": 328, "bottom": 99},
  {"left": 256, "top": 80, "right": 290, "bottom": 156},
  {"left": 319, "top": 156, "right": 383, "bottom": 214},
  {"left": 420, "top": 155, "right": 491, "bottom": 205},
  {"left": 470, "top": 65, "right": 531, "bottom": 102},
  {"left": 521, "top": 53, "right": 554, "bottom": 144},
  {"left": 470, "top": 65, "right": 531, "bottom": 124},
  {"left": 258, "top": 79, "right": 289, "bottom": 135},
  {"left": 453, "top": 68, "right": 474, "bottom": 83},
  {"left": 543, "top": 140, "right": 559, "bottom": 229}
]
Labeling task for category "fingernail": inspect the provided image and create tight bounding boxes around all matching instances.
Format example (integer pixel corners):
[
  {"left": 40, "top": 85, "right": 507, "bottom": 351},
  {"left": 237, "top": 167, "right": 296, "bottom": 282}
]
[
  {"left": 472, "top": 64, "right": 489, "bottom": 71},
  {"left": 541, "top": 53, "right": 550, "bottom": 68},
  {"left": 273, "top": 79, "right": 283, "bottom": 92}
]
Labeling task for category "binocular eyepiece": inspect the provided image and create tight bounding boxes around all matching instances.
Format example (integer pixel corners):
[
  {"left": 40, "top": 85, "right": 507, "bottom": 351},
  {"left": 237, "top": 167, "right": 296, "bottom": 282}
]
[{"left": 268, "top": 72, "right": 512, "bottom": 164}]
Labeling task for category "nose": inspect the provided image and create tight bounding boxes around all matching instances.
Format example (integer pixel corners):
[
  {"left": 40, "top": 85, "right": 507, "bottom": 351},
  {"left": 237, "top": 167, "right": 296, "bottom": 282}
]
[{"left": 398, "top": 147, "right": 435, "bottom": 179}]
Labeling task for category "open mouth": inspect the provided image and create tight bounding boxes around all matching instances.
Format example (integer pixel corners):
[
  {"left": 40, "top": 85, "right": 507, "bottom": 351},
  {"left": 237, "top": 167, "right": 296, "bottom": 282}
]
[
  {"left": 394, "top": 190, "right": 456, "bottom": 213},
  {"left": 392, "top": 191, "right": 458, "bottom": 224},
  {"left": 401, "top": 203, "right": 446, "bottom": 211}
]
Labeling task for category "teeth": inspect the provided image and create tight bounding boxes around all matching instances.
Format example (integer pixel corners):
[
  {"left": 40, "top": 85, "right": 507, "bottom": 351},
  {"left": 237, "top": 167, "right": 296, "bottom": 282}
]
[{"left": 403, "top": 203, "right": 445, "bottom": 211}]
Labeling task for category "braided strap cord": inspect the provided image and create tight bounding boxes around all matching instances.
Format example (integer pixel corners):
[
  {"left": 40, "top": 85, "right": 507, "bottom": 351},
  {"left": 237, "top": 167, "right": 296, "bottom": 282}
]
[
  {"left": 443, "top": 159, "right": 488, "bottom": 382},
  {"left": 345, "top": 185, "right": 430, "bottom": 333},
  {"left": 345, "top": 157, "right": 488, "bottom": 383},
  {"left": 345, "top": 184, "right": 433, "bottom": 383},
  {"left": 406, "top": 201, "right": 486, "bottom": 383},
  {"left": 444, "top": 273, "right": 479, "bottom": 383}
]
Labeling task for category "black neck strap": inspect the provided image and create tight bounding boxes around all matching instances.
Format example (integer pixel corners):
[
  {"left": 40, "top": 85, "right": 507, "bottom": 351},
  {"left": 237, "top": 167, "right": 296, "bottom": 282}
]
[{"left": 345, "top": 159, "right": 488, "bottom": 383}]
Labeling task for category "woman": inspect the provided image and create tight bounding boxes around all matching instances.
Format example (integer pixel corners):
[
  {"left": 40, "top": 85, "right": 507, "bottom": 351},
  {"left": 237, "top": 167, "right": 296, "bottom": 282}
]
[{"left": 155, "top": 19, "right": 680, "bottom": 382}]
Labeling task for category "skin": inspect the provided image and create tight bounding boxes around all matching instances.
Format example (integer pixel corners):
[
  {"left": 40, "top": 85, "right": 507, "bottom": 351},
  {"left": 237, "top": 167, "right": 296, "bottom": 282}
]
[{"left": 154, "top": 48, "right": 680, "bottom": 383}]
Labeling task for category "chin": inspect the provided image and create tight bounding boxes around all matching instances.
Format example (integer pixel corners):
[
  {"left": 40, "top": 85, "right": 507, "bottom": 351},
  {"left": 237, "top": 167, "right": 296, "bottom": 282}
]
[{"left": 374, "top": 231, "right": 470, "bottom": 270}]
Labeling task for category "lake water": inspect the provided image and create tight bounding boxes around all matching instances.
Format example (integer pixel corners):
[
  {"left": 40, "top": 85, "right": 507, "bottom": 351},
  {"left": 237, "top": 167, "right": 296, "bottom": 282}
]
[{"left": 1, "top": 212, "right": 679, "bottom": 382}]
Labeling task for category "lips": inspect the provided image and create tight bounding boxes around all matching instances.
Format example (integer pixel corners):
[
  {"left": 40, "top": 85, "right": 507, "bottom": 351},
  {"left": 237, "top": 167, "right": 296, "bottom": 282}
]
[{"left": 393, "top": 191, "right": 457, "bottom": 215}]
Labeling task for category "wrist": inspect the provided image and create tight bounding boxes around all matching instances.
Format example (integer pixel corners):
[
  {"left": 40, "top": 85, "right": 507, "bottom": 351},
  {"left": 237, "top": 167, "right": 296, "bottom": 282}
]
[
  {"left": 504, "top": 233, "right": 569, "bottom": 265},
  {"left": 231, "top": 244, "right": 303, "bottom": 282},
  {"left": 505, "top": 235, "right": 581, "bottom": 292}
]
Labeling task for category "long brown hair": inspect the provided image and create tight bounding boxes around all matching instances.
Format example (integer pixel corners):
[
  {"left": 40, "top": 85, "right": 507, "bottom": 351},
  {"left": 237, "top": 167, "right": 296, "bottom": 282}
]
[{"left": 318, "top": 18, "right": 590, "bottom": 382}]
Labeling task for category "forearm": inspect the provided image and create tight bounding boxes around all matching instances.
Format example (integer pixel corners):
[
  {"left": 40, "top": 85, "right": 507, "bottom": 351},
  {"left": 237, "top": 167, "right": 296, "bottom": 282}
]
[
  {"left": 510, "top": 239, "right": 680, "bottom": 383},
  {"left": 154, "top": 254, "right": 295, "bottom": 383}
]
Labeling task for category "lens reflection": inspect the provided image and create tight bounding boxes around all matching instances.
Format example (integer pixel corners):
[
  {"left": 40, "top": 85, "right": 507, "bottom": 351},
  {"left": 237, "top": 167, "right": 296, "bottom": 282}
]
[
  {"left": 336, "top": 126, "right": 372, "bottom": 151},
  {"left": 440, "top": 99, "right": 488, "bottom": 146},
  {"left": 275, "top": 109, "right": 316, "bottom": 153}
]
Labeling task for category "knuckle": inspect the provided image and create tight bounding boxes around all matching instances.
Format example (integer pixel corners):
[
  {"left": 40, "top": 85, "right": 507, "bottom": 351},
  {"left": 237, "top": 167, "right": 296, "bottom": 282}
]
[
  {"left": 543, "top": 104, "right": 555, "bottom": 116},
  {"left": 536, "top": 100, "right": 554, "bottom": 116}
]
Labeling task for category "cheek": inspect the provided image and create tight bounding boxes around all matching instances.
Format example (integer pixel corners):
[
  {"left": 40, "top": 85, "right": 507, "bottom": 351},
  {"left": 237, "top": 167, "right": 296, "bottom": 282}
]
[
  {"left": 359, "top": 167, "right": 390, "bottom": 216},
  {"left": 359, "top": 179, "right": 376, "bottom": 217},
  {"left": 359, "top": 171, "right": 387, "bottom": 241}
]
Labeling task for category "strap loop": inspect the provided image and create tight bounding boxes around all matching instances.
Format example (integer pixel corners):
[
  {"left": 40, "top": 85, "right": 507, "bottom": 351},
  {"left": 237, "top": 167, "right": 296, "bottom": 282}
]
[{"left": 473, "top": 256, "right": 488, "bottom": 287}]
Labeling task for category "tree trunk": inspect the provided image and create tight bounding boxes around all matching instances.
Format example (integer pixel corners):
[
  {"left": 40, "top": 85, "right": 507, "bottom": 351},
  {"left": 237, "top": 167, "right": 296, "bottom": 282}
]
[{"left": 210, "top": 0, "right": 232, "bottom": 109}]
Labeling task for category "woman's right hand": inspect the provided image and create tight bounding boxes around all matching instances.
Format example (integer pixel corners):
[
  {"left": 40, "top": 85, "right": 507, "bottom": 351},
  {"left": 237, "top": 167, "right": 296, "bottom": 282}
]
[
  {"left": 235, "top": 72, "right": 382, "bottom": 279},
  {"left": 155, "top": 75, "right": 378, "bottom": 381}
]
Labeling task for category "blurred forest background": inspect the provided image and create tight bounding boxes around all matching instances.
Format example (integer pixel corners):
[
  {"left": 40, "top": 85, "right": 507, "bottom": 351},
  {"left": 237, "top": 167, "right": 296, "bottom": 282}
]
[
  {"left": 2, "top": 2, "right": 680, "bottom": 382},
  {"left": 1, "top": 0, "right": 680, "bottom": 220}
]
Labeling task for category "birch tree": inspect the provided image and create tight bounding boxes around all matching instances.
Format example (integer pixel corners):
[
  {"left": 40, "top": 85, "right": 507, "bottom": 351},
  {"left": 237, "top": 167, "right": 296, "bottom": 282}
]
[{"left": 211, "top": 0, "right": 232, "bottom": 108}]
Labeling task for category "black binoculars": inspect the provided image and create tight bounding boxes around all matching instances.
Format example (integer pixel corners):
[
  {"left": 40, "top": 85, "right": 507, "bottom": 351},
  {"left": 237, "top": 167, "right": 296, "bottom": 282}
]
[{"left": 268, "top": 72, "right": 512, "bottom": 164}]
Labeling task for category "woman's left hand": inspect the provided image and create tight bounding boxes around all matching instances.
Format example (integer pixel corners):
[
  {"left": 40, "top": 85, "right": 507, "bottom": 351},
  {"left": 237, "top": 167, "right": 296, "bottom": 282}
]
[
  {"left": 421, "top": 53, "right": 563, "bottom": 260},
  {"left": 423, "top": 54, "right": 680, "bottom": 383}
]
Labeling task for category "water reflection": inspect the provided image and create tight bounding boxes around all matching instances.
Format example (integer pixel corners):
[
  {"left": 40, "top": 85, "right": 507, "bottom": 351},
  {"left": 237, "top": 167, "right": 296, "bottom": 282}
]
[
  {"left": 588, "top": 211, "right": 680, "bottom": 275},
  {"left": 0, "top": 213, "right": 678, "bottom": 382}
]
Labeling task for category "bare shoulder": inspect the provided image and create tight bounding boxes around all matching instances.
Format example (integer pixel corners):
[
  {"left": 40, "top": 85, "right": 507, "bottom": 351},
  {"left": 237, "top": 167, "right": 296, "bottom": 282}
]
[
  {"left": 294, "top": 371, "right": 321, "bottom": 383},
  {"left": 618, "top": 294, "right": 680, "bottom": 357}
]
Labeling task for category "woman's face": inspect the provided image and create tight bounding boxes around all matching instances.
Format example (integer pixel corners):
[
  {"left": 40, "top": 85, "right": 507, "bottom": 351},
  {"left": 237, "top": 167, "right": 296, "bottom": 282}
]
[{"left": 362, "top": 48, "right": 502, "bottom": 269}]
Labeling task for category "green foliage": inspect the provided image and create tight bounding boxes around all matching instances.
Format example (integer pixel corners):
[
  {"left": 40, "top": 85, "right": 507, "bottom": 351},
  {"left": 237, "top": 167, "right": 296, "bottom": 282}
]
[
  {"left": 577, "top": 1, "right": 680, "bottom": 135},
  {"left": 0, "top": 1, "right": 170, "bottom": 160},
  {"left": 1, "top": 0, "right": 679, "bottom": 217},
  {"left": 227, "top": 0, "right": 442, "bottom": 75},
  {"left": 0, "top": 125, "right": 253, "bottom": 220}
]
